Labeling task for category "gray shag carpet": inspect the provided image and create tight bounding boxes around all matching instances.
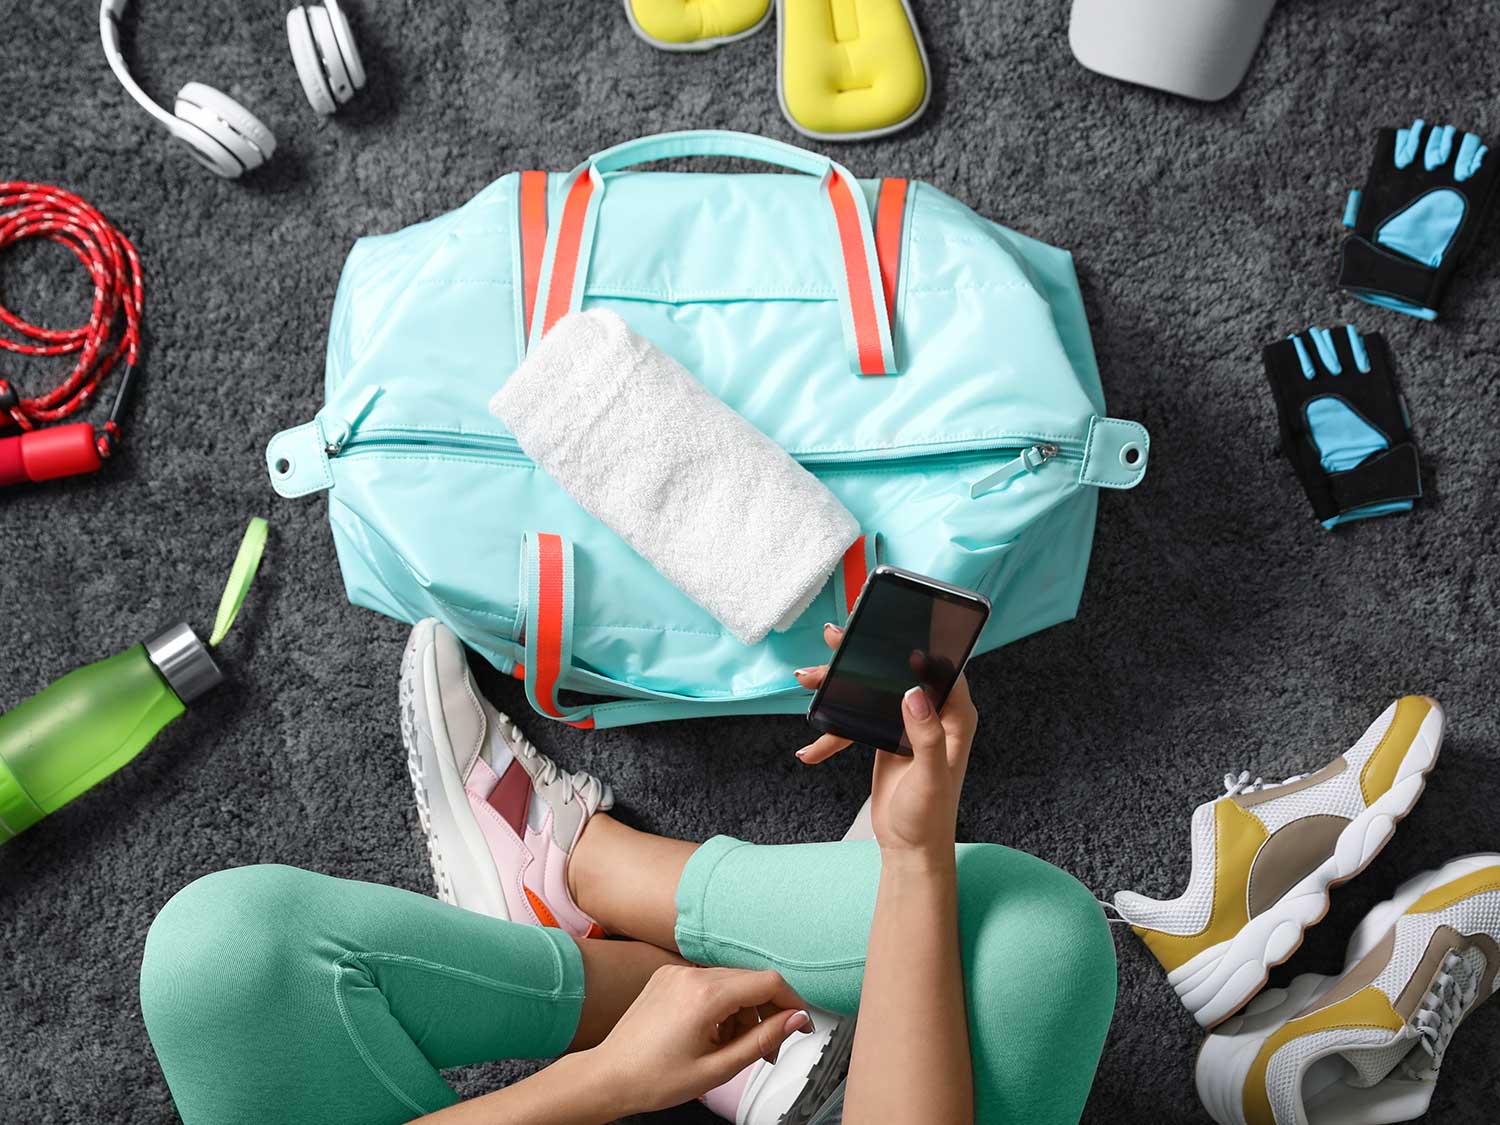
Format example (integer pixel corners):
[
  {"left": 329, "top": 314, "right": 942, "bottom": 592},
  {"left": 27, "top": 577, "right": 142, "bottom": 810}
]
[{"left": 3, "top": 1, "right": 1498, "bottom": 1121}]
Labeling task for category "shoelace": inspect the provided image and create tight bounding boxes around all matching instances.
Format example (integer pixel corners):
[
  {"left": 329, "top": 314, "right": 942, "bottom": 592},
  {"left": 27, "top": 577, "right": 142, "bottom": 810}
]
[
  {"left": 496, "top": 712, "right": 603, "bottom": 809},
  {"left": 1221, "top": 769, "right": 1309, "bottom": 797},
  {"left": 1403, "top": 951, "right": 1479, "bottom": 1079}
]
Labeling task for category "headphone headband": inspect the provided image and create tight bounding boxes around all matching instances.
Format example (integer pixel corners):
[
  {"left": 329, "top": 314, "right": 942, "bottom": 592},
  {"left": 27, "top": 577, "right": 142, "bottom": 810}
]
[{"left": 100, "top": 0, "right": 180, "bottom": 134}]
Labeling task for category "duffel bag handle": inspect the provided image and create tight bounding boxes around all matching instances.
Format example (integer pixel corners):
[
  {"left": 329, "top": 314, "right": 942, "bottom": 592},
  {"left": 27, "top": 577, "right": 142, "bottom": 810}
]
[
  {"left": 517, "top": 531, "right": 813, "bottom": 729},
  {"left": 585, "top": 130, "right": 836, "bottom": 178},
  {"left": 525, "top": 130, "right": 898, "bottom": 377}
]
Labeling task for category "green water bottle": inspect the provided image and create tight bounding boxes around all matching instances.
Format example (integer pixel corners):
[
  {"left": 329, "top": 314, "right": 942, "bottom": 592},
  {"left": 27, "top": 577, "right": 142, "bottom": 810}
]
[
  {"left": 0, "top": 518, "right": 267, "bottom": 842},
  {"left": 0, "top": 626, "right": 222, "bottom": 841}
]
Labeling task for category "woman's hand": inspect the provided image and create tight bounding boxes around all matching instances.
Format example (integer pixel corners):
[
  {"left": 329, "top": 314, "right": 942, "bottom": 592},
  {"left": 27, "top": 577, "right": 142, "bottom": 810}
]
[
  {"left": 584, "top": 965, "right": 813, "bottom": 1115},
  {"left": 795, "top": 623, "right": 978, "bottom": 863}
]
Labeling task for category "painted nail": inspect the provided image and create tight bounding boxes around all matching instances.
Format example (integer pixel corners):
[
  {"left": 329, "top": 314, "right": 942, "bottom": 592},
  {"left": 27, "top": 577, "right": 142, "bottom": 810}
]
[
  {"left": 904, "top": 686, "right": 932, "bottom": 719},
  {"left": 794, "top": 667, "right": 816, "bottom": 677},
  {"left": 786, "top": 1010, "right": 814, "bottom": 1034},
  {"left": 795, "top": 748, "right": 811, "bottom": 761},
  {"left": 823, "top": 622, "right": 844, "bottom": 636}
]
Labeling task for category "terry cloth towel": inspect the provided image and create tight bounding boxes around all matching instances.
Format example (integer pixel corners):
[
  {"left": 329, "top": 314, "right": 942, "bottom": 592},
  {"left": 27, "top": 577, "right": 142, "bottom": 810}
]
[{"left": 490, "top": 310, "right": 860, "bottom": 646}]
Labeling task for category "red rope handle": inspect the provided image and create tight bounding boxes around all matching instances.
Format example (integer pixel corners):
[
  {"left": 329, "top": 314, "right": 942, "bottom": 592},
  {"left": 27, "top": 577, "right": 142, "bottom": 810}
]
[{"left": 0, "top": 182, "right": 143, "bottom": 457}]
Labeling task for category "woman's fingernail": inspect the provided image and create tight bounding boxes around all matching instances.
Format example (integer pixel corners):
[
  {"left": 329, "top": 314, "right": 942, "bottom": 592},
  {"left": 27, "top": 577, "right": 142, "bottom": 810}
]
[
  {"left": 823, "top": 623, "right": 843, "bottom": 637},
  {"left": 786, "top": 1010, "right": 814, "bottom": 1034},
  {"left": 794, "top": 667, "right": 815, "bottom": 677},
  {"left": 904, "top": 686, "right": 932, "bottom": 719},
  {"left": 795, "top": 748, "right": 812, "bottom": 761}
]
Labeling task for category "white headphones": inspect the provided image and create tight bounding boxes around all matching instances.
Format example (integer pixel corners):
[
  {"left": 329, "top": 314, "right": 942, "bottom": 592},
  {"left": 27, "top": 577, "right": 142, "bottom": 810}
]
[{"left": 99, "top": 0, "right": 367, "bottom": 179}]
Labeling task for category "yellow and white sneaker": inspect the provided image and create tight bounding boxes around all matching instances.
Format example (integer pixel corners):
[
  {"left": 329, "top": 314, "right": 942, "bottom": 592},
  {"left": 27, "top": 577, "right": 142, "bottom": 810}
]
[
  {"left": 1196, "top": 853, "right": 1500, "bottom": 1125},
  {"left": 1113, "top": 697, "right": 1444, "bottom": 1027}
]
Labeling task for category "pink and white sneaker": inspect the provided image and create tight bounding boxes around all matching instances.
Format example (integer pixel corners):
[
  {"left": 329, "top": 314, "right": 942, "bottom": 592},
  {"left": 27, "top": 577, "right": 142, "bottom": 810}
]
[{"left": 399, "top": 618, "right": 613, "bottom": 938}]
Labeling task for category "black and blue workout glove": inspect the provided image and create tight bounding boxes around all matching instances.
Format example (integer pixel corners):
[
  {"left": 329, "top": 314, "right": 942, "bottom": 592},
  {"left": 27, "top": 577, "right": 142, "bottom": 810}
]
[
  {"left": 1264, "top": 326, "right": 1421, "bottom": 530},
  {"left": 1338, "top": 119, "right": 1498, "bottom": 320}
]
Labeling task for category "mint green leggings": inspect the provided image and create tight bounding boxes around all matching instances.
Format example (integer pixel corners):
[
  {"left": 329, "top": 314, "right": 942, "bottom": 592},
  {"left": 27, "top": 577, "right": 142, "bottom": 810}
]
[{"left": 141, "top": 838, "right": 1116, "bottom": 1124}]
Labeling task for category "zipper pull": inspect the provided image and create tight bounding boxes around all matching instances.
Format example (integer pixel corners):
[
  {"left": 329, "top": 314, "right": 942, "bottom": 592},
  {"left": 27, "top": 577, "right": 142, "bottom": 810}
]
[
  {"left": 968, "top": 443, "right": 1058, "bottom": 499},
  {"left": 322, "top": 384, "right": 383, "bottom": 455}
]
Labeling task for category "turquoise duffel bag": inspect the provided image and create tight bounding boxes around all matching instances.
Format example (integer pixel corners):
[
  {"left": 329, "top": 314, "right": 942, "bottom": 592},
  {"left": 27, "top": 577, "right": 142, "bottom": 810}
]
[{"left": 265, "top": 131, "right": 1149, "bottom": 729}]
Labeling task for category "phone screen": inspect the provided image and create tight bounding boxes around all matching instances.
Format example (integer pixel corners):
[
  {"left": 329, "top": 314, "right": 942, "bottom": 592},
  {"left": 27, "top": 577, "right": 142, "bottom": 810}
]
[{"left": 808, "top": 569, "right": 990, "bottom": 753}]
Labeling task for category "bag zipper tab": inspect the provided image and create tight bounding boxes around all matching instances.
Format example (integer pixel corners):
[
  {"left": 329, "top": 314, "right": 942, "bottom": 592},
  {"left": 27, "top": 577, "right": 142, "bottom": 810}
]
[
  {"left": 968, "top": 443, "right": 1058, "bottom": 499},
  {"left": 1079, "top": 417, "right": 1150, "bottom": 490},
  {"left": 323, "top": 385, "right": 384, "bottom": 455}
]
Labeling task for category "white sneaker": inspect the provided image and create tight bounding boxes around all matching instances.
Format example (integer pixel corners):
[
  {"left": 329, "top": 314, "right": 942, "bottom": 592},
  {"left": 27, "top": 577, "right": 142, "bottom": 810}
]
[
  {"left": 702, "top": 1009, "right": 856, "bottom": 1125},
  {"left": 1113, "top": 697, "right": 1444, "bottom": 1027},
  {"left": 1196, "top": 853, "right": 1500, "bottom": 1124},
  {"left": 399, "top": 618, "right": 613, "bottom": 937}
]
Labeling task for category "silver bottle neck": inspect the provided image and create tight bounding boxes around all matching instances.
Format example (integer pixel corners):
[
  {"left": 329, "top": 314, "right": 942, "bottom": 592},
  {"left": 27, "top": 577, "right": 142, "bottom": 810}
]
[{"left": 144, "top": 623, "right": 222, "bottom": 705}]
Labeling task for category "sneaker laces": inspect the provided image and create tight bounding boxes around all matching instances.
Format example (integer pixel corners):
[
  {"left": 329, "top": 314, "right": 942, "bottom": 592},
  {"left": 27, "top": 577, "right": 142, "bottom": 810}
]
[
  {"left": 1402, "top": 951, "right": 1479, "bottom": 1079},
  {"left": 1222, "top": 769, "right": 1309, "bottom": 797},
  {"left": 496, "top": 712, "right": 607, "bottom": 809}
]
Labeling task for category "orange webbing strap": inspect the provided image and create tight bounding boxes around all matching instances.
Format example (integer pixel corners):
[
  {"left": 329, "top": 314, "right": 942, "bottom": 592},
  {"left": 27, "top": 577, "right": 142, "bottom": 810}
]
[
  {"left": 522, "top": 532, "right": 595, "bottom": 729},
  {"left": 874, "top": 178, "right": 909, "bottom": 322},
  {"left": 832, "top": 534, "right": 879, "bottom": 622},
  {"left": 518, "top": 171, "right": 549, "bottom": 344},
  {"left": 826, "top": 174, "right": 891, "bottom": 376},
  {"left": 536, "top": 174, "right": 597, "bottom": 341}
]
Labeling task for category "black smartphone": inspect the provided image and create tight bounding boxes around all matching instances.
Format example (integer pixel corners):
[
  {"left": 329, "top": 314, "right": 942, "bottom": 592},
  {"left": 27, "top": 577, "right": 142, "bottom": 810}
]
[{"left": 806, "top": 567, "right": 991, "bottom": 754}]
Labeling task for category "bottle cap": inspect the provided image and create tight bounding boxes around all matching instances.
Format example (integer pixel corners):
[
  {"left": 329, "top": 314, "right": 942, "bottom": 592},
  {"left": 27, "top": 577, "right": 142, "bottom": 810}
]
[{"left": 144, "top": 623, "right": 223, "bottom": 705}]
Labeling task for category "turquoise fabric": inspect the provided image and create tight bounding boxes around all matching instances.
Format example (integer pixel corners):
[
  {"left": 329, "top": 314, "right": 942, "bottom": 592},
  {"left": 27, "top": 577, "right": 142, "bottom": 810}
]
[
  {"left": 141, "top": 843, "right": 1116, "bottom": 1124},
  {"left": 1376, "top": 189, "right": 1466, "bottom": 267},
  {"left": 265, "top": 131, "right": 1149, "bottom": 728},
  {"left": 140, "top": 865, "right": 586, "bottom": 1124}
]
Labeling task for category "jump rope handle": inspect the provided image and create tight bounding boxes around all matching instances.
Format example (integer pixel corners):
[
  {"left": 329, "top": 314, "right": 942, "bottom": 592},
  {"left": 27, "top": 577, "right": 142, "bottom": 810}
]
[{"left": 0, "top": 364, "right": 136, "bottom": 487}]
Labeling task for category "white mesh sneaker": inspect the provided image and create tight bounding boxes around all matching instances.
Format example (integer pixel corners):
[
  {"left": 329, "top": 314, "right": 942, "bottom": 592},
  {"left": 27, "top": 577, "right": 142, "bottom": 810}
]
[
  {"left": 1196, "top": 853, "right": 1500, "bottom": 1125},
  {"left": 1113, "top": 697, "right": 1444, "bottom": 1027}
]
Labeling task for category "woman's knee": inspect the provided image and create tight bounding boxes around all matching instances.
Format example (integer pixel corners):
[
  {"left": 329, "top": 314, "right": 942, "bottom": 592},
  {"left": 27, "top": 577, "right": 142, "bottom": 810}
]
[
  {"left": 954, "top": 843, "right": 1117, "bottom": 1003},
  {"left": 140, "top": 865, "right": 319, "bottom": 1042},
  {"left": 954, "top": 847, "right": 1117, "bottom": 1124}
]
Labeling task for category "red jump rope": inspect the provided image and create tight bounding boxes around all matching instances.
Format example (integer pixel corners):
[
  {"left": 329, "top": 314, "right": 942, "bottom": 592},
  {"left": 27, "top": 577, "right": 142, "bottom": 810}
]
[{"left": 0, "top": 182, "right": 143, "bottom": 487}]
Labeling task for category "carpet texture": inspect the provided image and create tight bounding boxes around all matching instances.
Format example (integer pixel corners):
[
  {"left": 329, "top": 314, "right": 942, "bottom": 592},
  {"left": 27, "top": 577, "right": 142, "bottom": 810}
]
[{"left": 3, "top": 1, "right": 1498, "bottom": 1121}]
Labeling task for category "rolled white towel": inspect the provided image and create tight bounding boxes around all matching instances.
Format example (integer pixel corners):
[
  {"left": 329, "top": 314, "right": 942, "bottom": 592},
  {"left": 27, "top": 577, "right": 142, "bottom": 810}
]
[{"left": 490, "top": 310, "right": 860, "bottom": 646}]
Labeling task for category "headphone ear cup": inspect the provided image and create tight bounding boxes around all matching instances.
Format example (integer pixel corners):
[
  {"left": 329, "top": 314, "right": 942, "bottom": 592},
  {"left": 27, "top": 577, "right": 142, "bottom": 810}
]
[
  {"left": 287, "top": 6, "right": 337, "bottom": 115},
  {"left": 169, "top": 122, "right": 245, "bottom": 179},
  {"left": 307, "top": 6, "right": 355, "bottom": 106},
  {"left": 325, "top": 0, "right": 367, "bottom": 91},
  {"left": 174, "top": 82, "right": 277, "bottom": 174}
]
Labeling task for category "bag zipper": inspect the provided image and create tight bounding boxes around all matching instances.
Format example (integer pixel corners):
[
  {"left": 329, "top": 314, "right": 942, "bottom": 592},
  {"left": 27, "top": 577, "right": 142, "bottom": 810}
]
[{"left": 317, "top": 385, "right": 1081, "bottom": 489}]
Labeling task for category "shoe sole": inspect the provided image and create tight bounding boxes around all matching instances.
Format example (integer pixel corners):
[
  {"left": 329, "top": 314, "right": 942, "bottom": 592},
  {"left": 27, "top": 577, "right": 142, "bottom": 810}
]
[
  {"left": 399, "top": 620, "right": 512, "bottom": 920},
  {"left": 740, "top": 1011, "right": 857, "bottom": 1125},
  {"left": 1169, "top": 700, "right": 1445, "bottom": 1029},
  {"left": 1194, "top": 972, "right": 1335, "bottom": 1125}
]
